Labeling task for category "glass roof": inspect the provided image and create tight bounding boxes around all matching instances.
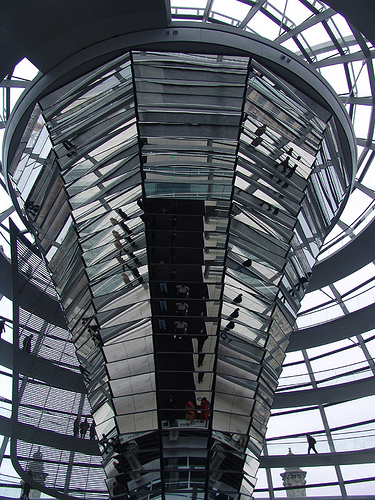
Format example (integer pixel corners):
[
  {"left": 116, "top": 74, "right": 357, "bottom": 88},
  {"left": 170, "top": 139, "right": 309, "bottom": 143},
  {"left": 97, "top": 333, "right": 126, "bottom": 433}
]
[{"left": 0, "top": 0, "right": 375, "bottom": 498}]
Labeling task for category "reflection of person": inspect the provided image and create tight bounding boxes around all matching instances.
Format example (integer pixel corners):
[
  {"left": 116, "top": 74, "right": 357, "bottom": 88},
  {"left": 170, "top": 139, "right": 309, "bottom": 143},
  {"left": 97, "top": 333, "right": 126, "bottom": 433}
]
[
  {"left": 306, "top": 434, "right": 318, "bottom": 454},
  {"left": 221, "top": 321, "right": 235, "bottom": 340},
  {"left": 176, "top": 284, "right": 190, "bottom": 298},
  {"left": 117, "top": 208, "right": 129, "bottom": 220},
  {"left": 174, "top": 320, "right": 187, "bottom": 338},
  {"left": 232, "top": 293, "right": 242, "bottom": 304},
  {"left": 158, "top": 318, "right": 167, "bottom": 331},
  {"left": 185, "top": 401, "right": 195, "bottom": 421},
  {"left": 199, "top": 397, "right": 210, "bottom": 420},
  {"left": 90, "top": 421, "right": 96, "bottom": 440},
  {"left": 197, "top": 329, "right": 208, "bottom": 352},
  {"left": 0, "top": 319, "right": 5, "bottom": 337},
  {"left": 112, "top": 230, "right": 121, "bottom": 240},
  {"left": 169, "top": 248, "right": 177, "bottom": 263},
  {"left": 198, "top": 352, "right": 205, "bottom": 367},
  {"left": 159, "top": 300, "right": 168, "bottom": 311},
  {"left": 228, "top": 308, "right": 239, "bottom": 319},
  {"left": 73, "top": 417, "right": 80, "bottom": 437},
  {"left": 169, "top": 233, "right": 177, "bottom": 247},
  {"left": 176, "top": 302, "right": 189, "bottom": 315},
  {"left": 119, "top": 222, "right": 132, "bottom": 235},
  {"left": 80, "top": 417, "right": 89, "bottom": 438},
  {"left": 169, "top": 216, "right": 177, "bottom": 230},
  {"left": 165, "top": 396, "right": 178, "bottom": 426},
  {"left": 110, "top": 436, "right": 122, "bottom": 454},
  {"left": 121, "top": 273, "right": 130, "bottom": 285},
  {"left": 22, "top": 335, "right": 32, "bottom": 353}
]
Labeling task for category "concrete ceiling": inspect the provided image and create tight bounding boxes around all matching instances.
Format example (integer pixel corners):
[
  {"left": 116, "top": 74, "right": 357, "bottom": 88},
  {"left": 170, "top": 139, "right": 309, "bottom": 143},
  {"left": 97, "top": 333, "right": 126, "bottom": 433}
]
[
  {"left": 0, "top": 0, "right": 171, "bottom": 80},
  {"left": 325, "top": 0, "right": 375, "bottom": 43}
]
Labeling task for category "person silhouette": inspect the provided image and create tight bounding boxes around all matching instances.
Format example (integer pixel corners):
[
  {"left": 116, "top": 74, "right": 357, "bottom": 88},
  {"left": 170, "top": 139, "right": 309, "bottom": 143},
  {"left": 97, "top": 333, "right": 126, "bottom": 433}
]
[
  {"left": 306, "top": 434, "right": 318, "bottom": 454},
  {"left": 80, "top": 417, "right": 89, "bottom": 439},
  {"left": 228, "top": 308, "right": 239, "bottom": 319},
  {"left": 232, "top": 294, "right": 242, "bottom": 304}
]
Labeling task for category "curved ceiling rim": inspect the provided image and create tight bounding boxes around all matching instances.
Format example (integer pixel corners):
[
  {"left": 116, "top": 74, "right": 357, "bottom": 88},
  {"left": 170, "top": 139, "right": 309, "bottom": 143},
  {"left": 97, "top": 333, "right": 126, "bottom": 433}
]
[{"left": 3, "top": 24, "right": 356, "bottom": 210}]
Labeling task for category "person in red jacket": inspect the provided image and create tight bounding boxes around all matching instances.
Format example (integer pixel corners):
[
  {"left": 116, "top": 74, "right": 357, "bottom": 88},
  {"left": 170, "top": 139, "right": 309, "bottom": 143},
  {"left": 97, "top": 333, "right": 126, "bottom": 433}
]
[
  {"left": 199, "top": 397, "right": 210, "bottom": 422},
  {"left": 185, "top": 401, "right": 195, "bottom": 422}
]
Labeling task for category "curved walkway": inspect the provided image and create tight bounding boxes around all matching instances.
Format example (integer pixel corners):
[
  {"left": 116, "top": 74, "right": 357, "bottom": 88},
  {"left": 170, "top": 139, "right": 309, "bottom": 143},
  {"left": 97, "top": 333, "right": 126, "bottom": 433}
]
[
  {"left": 0, "top": 252, "right": 66, "bottom": 329},
  {"left": 260, "top": 447, "right": 375, "bottom": 467},
  {"left": 288, "top": 302, "right": 375, "bottom": 351},
  {"left": 273, "top": 377, "right": 374, "bottom": 408},
  {"left": 0, "top": 339, "right": 86, "bottom": 393},
  {"left": 2, "top": 413, "right": 373, "bottom": 467},
  {"left": 0, "top": 415, "right": 99, "bottom": 456},
  {"left": 308, "top": 219, "right": 375, "bottom": 292}
]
